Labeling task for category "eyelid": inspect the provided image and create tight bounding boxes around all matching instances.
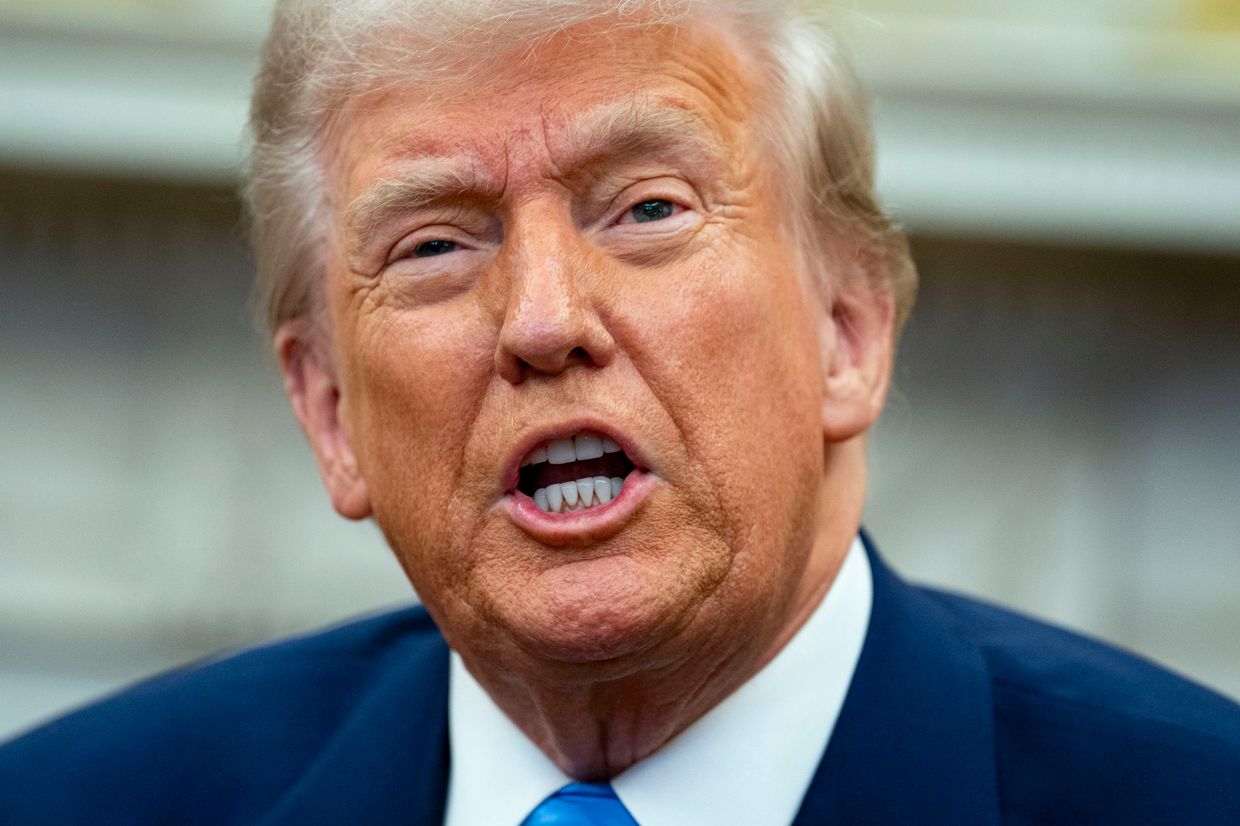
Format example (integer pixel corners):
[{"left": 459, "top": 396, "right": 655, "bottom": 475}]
[
  {"left": 619, "top": 198, "right": 682, "bottom": 225},
  {"left": 608, "top": 178, "right": 699, "bottom": 226},
  {"left": 385, "top": 223, "right": 479, "bottom": 265}
]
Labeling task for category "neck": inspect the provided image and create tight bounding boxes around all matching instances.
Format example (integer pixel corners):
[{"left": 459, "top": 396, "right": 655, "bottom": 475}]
[{"left": 461, "top": 442, "right": 867, "bottom": 780}]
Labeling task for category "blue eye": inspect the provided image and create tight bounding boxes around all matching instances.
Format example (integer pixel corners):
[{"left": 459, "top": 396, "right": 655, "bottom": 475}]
[
  {"left": 630, "top": 200, "right": 675, "bottom": 223},
  {"left": 413, "top": 239, "right": 457, "bottom": 258}
]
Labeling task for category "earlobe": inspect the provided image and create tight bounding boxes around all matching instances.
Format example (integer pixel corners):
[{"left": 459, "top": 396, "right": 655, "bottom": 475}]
[
  {"left": 819, "top": 265, "right": 895, "bottom": 444},
  {"left": 274, "top": 322, "right": 372, "bottom": 520}
]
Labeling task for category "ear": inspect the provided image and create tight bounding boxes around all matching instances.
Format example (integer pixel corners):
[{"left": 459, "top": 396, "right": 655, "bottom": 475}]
[
  {"left": 274, "top": 321, "right": 372, "bottom": 520},
  {"left": 819, "top": 254, "right": 896, "bottom": 444}
]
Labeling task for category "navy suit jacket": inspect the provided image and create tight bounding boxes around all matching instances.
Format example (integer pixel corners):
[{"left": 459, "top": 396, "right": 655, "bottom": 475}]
[{"left": 4, "top": 537, "right": 1240, "bottom": 824}]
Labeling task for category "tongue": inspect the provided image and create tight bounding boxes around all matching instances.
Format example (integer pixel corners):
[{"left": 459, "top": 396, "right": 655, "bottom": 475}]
[{"left": 529, "top": 454, "right": 630, "bottom": 489}]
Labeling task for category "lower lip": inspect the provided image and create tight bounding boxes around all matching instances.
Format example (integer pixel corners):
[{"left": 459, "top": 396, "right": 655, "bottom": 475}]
[{"left": 503, "top": 470, "right": 655, "bottom": 543}]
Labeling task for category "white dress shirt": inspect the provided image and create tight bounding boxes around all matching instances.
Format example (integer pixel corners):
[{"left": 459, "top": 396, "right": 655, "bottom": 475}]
[{"left": 444, "top": 536, "right": 873, "bottom": 826}]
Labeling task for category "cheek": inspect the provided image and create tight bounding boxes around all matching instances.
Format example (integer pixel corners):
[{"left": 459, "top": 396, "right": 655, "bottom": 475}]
[
  {"left": 618, "top": 239, "right": 825, "bottom": 555},
  {"left": 339, "top": 302, "right": 497, "bottom": 565},
  {"left": 644, "top": 237, "right": 822, "bottom": 431}
]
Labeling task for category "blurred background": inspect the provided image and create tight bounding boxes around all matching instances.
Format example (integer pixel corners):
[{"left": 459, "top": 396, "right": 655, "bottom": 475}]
[{"left": 1, "top": 0, "right": 1238, "bottom": 741}]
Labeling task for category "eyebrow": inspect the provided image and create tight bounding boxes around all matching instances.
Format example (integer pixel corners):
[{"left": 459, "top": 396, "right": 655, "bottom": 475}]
[
  {"left": 344, "top": 99, "right": 724, "bottom": 252},
  {"left": 558, "top": 98, "right": 720, "bottom": 170},
  {"left": 345, "top": 158, "right": 488, "bottom": 255}
]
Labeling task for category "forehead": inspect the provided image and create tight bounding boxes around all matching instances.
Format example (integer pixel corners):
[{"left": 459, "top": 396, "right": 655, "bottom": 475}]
[{"left": 328, "top": 19, "right": 765, "bottom": 196}]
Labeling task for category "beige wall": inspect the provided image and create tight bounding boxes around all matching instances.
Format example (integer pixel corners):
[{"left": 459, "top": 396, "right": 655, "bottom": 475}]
[{"left": 869, "top": 238, "right": 1240, "bottom": 695}]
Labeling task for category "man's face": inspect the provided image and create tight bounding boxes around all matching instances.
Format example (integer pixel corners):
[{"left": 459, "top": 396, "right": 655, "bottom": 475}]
[{"left": 306, "top": 21, "right": 849, "bottom": 672}]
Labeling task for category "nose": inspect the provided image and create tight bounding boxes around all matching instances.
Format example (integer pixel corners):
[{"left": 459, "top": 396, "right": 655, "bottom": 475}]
[{"left": 494, "top": 215, "right": 616, "bottom": 384}]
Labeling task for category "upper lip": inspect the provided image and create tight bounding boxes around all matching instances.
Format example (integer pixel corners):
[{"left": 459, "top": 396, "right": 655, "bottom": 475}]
[{"left": 499, "top": 417, "right": 649, "bottom": 496}]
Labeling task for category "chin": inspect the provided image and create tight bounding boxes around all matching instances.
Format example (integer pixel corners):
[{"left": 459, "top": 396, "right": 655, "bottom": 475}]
[{"left": 496, "top": 554, "right": 698, "bottom": 670}]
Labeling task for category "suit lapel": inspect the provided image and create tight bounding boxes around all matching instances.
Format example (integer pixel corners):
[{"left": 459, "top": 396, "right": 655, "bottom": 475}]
[
  {"left": 260, "top": 630, "right": 452, "bottom": 825},
  {"left": 793, "top": 533, "right": 1002, "bottom": 825}
]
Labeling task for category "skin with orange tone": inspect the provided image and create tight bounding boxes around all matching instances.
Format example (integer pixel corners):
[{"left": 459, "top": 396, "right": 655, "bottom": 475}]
[{"left": 277, "top": 17, "right": 894, "bottom": 780}]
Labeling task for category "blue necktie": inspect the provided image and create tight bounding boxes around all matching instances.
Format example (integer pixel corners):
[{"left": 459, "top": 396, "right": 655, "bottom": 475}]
[{"left": 520, "top": 782, "right": 640, "bottom": 826}]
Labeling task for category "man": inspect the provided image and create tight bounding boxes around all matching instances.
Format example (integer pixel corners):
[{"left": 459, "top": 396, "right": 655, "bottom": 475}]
[{"left": 2, "top": 1, "right": 1239, "bottom": 823}]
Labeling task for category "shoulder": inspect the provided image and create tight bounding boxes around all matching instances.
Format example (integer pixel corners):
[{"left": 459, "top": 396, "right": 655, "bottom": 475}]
[
  {"left": 0, "top": 605, "right": 448, "bottom": 824},
  {"left": 919, "top": 585, "right": 1240, "bottom": 822}
]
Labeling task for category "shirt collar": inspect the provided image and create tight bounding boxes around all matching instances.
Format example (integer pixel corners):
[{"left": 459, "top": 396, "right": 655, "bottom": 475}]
[{"left": 445, "top": 536, "right": 872, "bottom": 826}]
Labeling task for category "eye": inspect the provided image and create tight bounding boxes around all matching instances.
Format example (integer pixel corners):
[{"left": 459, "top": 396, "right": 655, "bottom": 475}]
[
  {"left": 629, "top": 199, "right": 677, "bottom": 223},
  {"left": 412, "top": 239, "right": 458, "bottom": 258}
]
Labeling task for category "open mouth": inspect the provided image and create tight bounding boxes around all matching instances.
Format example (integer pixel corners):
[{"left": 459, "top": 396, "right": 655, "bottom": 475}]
[{"left": 517, "top": 432, "right": 637, "bottom": 514}]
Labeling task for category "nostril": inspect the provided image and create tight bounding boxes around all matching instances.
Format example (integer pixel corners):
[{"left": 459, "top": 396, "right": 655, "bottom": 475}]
[{"left": 496, "top": 315, "right": 616, "bottom": 382}]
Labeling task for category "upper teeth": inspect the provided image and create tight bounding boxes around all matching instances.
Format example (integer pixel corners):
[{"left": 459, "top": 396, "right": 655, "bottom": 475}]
[
  {"left": 522, "top": 433, "right": 624, "bottom": 466},
  {"left": 520, "top": 432, "right": 628, "bottom": 514}
]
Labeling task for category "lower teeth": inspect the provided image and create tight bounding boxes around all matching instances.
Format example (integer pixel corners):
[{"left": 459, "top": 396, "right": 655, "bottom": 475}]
[{"left": 533, "top": 476, "right": 625, "bottom": 513}]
